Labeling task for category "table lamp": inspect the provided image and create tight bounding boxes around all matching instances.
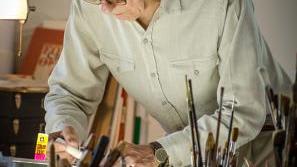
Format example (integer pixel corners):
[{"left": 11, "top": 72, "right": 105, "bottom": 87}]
[{"left": 0, "top": 0, "right": 35, "bottom": 71}]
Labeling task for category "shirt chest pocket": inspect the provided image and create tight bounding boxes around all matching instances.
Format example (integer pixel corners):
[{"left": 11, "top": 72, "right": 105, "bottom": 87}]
[
  {"left": 169, "top": 56, "right": 219, "bottom": 110},
  {"left": 99, "top": 50, "right": 135, "bottom": 75},
  {"left": 169, "top": 56, "right": 219, "bottom": 78}
]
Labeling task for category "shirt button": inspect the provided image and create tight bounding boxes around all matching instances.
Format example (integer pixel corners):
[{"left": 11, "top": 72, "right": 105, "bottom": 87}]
[
  {"left": 143, "top": 38, "right": 149, "bottom": 44},
  {"left": 194, "top": 70, "right": 199, "bottom": 75},
  {"left": 161, "top": 101, "right": 167, "bottom": 105},
  {"left": 150, "top": 72, "right": 156, "bottom": 77}
]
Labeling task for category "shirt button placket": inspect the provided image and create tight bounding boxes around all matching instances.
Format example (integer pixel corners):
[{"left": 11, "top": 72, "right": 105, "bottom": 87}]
[
  {"left": 143, "top": 34, "right": 168, "bottom": 107},
  {"left": 143, "top": 38, "right": 149, "bottom": 44},
  {"left": 194, "top": 69, "right": 199, "bottom": 76},
  {"left": 150, "top": 72, "right": 156, "bottom": 78}
]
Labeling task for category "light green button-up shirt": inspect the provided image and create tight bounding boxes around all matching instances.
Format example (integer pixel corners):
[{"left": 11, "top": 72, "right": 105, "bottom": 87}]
[{"left": 45, "top": 0, "right": 291, "bottom": 166}]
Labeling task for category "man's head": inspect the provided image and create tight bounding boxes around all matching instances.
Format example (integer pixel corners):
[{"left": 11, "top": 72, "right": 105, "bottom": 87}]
[{"left": 85, "top": 0, "right": 145, "bottom": 21}]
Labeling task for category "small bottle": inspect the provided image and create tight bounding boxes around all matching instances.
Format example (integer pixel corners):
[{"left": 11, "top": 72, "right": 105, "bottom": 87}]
[{"left": 34, "top": 123, "right": 48, "bottom": 161}]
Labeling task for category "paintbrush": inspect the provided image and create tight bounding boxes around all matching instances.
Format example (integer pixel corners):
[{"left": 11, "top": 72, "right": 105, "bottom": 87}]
[
  {"left": 226, "top": 128, "right": 239, "bottom": 166},
  {"left": 216, "top": 146, "right": 221, "bottom": 164},
  {"left": 81, "top": 133, "right": 95, "bottom": 150},
  {"left": 293, "top": 54, "right": 297, "bottom": 103},
  {"left": 102, "top": 141, "right": 127, "bottom": 167},
  {"left": 280, "top": 95, "right": 291, "bottom": 129},
  {"left": 214, "top": 87, "right": 224, "bottom": 163},
  {"left": 273, "top": 130, "right": 286, "bottom": 167},
  {"left": 221, "top": 141, "right": 228, "bottom": 167},
  {"left": 76, "top": 134, "right": 97, "bottom": 167},
  {"left": 230, "top": 128, "right": 239, "bottom": 155},
  {"left": 185, "top": 76, "right": 198, "bottom": 167},
  {"left": 90, "top": 135, "right": 109, "bottom": 167},
  {"left": 205, "top": 132, "right": 215, "bottom": 167},
  {"left": 49, "top": 141, "right": 56, "bottom": 167},
  {"left": 185, "top": 76, "right": 197, "bottom": 167},
  {"left": 185, "top": 76, "right": 203, "bottom": 167},
  {"left": 222, "top": 97, "right": 235, "bottom": 167},
  {"left": 244, "top": 157, "right": 256, "bottom": 167},
  {"left": 257, "top": 67, "right": 278, "bottom": 129},
  {"left": 188, "top": 79, "right": 203, "bottom": 167},
  {"left": 229, "top": 153, "right": 238, "bottom": 167}
]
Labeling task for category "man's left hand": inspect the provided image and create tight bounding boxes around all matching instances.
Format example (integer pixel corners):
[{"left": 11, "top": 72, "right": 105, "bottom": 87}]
[{"left": 113, "top": 142, "right": 157, "bottom": 167}]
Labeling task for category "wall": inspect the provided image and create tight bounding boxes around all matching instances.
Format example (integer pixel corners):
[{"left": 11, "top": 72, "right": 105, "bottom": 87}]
[
  {"left": 254, "top": 0, "right": 297, "bottom": 80},
  {"left": 0, "top": 21, "right": 16, "bottom": 73},
  {"left": 22, "top": 0, "right": 71, "bottom": 53}
]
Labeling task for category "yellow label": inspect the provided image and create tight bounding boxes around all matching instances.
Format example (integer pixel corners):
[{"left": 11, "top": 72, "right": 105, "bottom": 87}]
[{"left": 34, "top": 133, "right": 48, "bottom": 160}]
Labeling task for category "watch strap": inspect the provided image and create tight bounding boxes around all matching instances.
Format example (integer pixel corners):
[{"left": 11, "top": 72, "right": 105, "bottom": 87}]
[
  {"left": 150, "top": 142, "right": 169, "bottom": 167},
  {"left": 149, "top": 141, "right": 163, "bottom": 154}
]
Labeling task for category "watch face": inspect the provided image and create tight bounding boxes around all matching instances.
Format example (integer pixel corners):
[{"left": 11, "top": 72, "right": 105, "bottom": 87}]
[{"left": 155, "top": 148, "right": 168, "bottom": 163}]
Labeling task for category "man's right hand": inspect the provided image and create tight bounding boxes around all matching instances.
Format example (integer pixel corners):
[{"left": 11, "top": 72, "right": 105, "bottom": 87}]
[{"left": 48, "top": 126, "right": 80, "bottom": 163}]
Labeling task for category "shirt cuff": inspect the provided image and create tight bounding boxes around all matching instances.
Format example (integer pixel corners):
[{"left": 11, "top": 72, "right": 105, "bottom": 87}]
[
  {"left": 156, "top": 129, "right": 193, "bottom": 167},
  {"left": 45, "top": 116, "right": 88, "bottom": 143}
]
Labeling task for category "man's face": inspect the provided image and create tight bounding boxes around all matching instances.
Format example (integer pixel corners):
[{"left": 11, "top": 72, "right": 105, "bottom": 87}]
[{"left": 100, "top": 0, "right": 145, "bottom": 21}]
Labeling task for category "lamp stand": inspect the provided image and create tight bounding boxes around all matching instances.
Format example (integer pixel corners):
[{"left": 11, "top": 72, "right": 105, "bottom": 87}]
[{"left": 13, "top": 20, "right": 25, "bottom": 73}]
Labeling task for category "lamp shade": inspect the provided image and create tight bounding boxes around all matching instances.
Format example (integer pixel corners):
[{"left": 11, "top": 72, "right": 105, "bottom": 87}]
[{"left": 0, "top": 0, "right": 28, "bottom": 20}]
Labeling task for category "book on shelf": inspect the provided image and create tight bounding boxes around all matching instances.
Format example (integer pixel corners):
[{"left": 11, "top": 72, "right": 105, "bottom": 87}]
[
  {"left": 87, "top": 75, "right": 119, "bottom": 140},
  {"left": 19, "top": 27, "right": 64, "bottom": 82},
  {"left": 124, "top": 94, "right": 136, "bottom": 143},
  {"left": 97, "top": 84, "right": 149, "bottom": 149},
  {"left": 108, "top": 86, "right": 124, "bottom": 149},
  {"left": 133, "top": 103, "right": 148, "bottom": 144}
]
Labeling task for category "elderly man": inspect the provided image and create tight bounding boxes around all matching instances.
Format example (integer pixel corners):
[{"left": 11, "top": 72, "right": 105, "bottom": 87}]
[{"left": 45, "top": 0, "right": 291, "bottom": 166}]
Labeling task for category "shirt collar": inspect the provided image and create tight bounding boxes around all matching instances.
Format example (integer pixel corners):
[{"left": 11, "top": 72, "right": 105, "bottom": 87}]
[{"left": 160, "top": 0, "right": 182, "bottom": 13}]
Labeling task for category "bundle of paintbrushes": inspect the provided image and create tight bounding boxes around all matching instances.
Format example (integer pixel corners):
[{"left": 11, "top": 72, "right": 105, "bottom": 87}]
[
  {"left": 281, "top": 55, "right": 297, "bottom": 167},
  {"left": 202, "top": 127, "right": 239, "bottom": 167},
  {"left": 185, "top": 76, "right": 203, "bottom": 167},
  {"left": 185, "top": 76, "right": 240, "bottom": 167},
  {"left": 247, "top": 55, "right": 297, "bottom": 167},
  {"left": 48, "top": 135, "right": 110, "bottom": 167}
]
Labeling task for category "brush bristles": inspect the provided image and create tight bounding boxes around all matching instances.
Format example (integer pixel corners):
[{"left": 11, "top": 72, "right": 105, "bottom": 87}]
[
  {"left": 231, "top": 128, "right": 239, "bottom": 142},
  {"left": 206, "top": 132, "right": 215, "bottom": 151}
]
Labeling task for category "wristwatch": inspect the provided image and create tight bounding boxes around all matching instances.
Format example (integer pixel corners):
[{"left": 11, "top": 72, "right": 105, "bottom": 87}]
[{"left": 150, "top": 142, "right": 169, "bottom": 167}]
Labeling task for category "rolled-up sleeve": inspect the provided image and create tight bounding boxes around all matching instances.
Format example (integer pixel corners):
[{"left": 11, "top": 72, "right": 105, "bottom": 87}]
[
  {"left": 157, "top": 0, "right": 269, "bottom": 166},
  {"left": 44, "top": 0, "right": 109, "bottom": 141}
]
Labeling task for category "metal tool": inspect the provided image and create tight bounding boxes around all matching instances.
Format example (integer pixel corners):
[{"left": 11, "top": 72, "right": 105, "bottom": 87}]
[{"left": 55, "top": 138, "right": 83, "bottom": 160}]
